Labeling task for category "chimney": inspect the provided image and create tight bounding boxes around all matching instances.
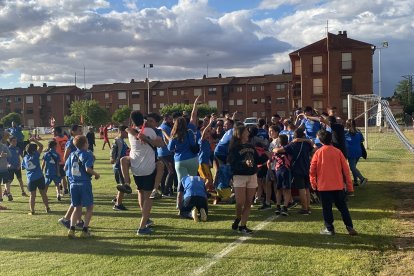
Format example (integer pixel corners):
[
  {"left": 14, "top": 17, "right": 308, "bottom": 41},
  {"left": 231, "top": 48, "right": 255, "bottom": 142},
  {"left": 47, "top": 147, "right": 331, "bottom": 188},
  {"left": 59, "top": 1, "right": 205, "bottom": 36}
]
[
  {"left": 43, "top": 83, "right": 47, "bottom": 87},
  {"left": 203, "top": 74, "right": 206, "bottom": 79},
  {"left": 29, "top": 83, "right": 34, "bottom": 88},
  {"left": 343, "top": 30, "right": 347, "bottom": 37},
  {"left": 338, "top": 31, "right": 342, "bottom": 35},
  {"left": 218, "top": 73, "right": 222, "bottom": 78},
  {"left": 130, "top": 79, "right": 135, "bottom": 83}
]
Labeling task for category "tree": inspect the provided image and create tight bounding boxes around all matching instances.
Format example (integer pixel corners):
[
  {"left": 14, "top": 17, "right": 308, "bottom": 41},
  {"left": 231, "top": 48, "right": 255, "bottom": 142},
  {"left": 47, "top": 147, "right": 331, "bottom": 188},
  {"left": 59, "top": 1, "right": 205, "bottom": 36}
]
[
  {"left": 393, "top": 79, "right": 414, "bottom": 114},
  {"left": 112, "top": 106, "right": 132, "bottom": 124},
  {"left": 159, "top": 104, "right": 217, "bottom": 118},
  {"left": 0, "top": 112, "right": 22, "bottom": 127},
  {"left": 64, "top": 100, "right": 110, "bottom": 126}
]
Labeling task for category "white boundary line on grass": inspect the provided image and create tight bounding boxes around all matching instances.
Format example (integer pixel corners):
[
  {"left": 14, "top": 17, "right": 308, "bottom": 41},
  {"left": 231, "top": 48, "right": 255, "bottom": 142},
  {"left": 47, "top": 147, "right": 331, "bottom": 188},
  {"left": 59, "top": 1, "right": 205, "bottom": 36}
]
[{"left": 192, "top": 215, "right": 277, "bottom": 276}]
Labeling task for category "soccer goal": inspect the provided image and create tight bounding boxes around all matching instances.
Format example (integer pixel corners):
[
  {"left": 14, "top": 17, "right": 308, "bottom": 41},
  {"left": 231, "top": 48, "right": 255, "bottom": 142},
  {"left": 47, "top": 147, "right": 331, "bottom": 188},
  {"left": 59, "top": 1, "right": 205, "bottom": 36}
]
[{"left": 347, "top": 94, "right": 414, "bottom": 160}]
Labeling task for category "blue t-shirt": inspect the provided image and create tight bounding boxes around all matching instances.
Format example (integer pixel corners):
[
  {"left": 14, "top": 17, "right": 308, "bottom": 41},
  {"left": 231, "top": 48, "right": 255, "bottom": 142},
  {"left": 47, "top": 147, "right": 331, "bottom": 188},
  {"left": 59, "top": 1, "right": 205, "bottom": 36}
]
[
  {"left": 22, "top": 151, "right": 43, "bottom": 182},
  {"left": 65, "top": 149, "right": 94, "bottom": 184},
  {"left": 198, "top": 139, "right": 211, "bottom": 165},
  {"left": 113, "top": 138, "right": 129, "bottom": 169},
  {"left": 188, "top": 123, "right": 201, "bottom": 141},
  {"left": 214, "top": 128, "right": 233, "bottom": 158},
  {"left": 157, "top": 122, "right": 172, "bottom": 157},
  {"left": 345, "top": 131, "right": 364, "bottom": 159},
  {"left": 279, "top": 130, "right": 294, "bottom": 142},
  {"left": 8, "top": 127, "right": 24, "bottom": 142},
  {"left": 283, "top": 141, "right": 312, "bottom": 177},
  {"left": 179, "top": 175, "right": 208, "bottom": 200},
  {"left": 8, "top": 145, "right": 21, "bottom": 169},
  {"left": 65, "top": 137, "right": 77, "bottom": 154},
  {"left": 167, "top": 131, "right": 197, "bottom": 162},
  {"left": 301, "top": 118, "right": 321, "bottom": 140},
  {"left": 43, "top": 150, "right": 60, "bottom": 176},
  {"left": 257, "top": 128, "right": 269, "bottom": 140}
]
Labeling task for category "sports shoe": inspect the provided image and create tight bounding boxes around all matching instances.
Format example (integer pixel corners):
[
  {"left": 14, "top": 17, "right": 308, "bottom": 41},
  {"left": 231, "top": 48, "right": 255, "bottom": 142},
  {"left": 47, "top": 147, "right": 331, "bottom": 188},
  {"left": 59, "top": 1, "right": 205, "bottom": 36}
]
[
  {"left": 231, "top": 218, "right": 241, "bottom": 230},
  {"left": 360, "top": 178, "right": 368, "bottom": 186},
  {"left": 146, "top": 219, "right": 154, "bottom": 228},
  {"left": 68, "top": 229, "right": 76, "bottom": 239},
  {"left": 22, "top": 192, "right": 29, "bottom": 197},
  {"left": 298, "top": 209, "right": 310, "bottom": 215},
  {"left": 353, "top": 181, "right": 359, "bottom": 187},
  {"left": 76, "top": 220, "right": 85, "bottom": 229},
  {"left": 287, "top": 201, "right": 298, "bottom": 209},
  {"left": 281, "top": 206, "right": 289, "bottom": 216},
  {"left": 200, "top": 208, "right": 207, "bottom": 222},
  {"left": 117, "top": 184, "right": 132, "bottom": 194},
  {"left": 45, "top": 207, "right": 51, "bottom": 213},
  {"left": 320, "top": 228, "right": 335, "bottom": 235},
  {"left": 274, "top": 205, "right": 281, "bottom": 215},
  {"left": 238, "top": 226, "right": 253, "bottom": 235},
  {"left": 28, "top": 211, "right": 35, "bottom": 215},
  {"left": 57, "top": 194, "right": 61, "bottom": 201},
  {"left": 347, "top": 191, "right": 355, "bottom": 197},
  {"left": 258, "top": 203, "right": 271, "bottom": 210},
  {"left": 346, "top": 226, "right": 358, "bottom": 236},
  {"left": 7, "top": 193, "right": 13, "bottom": 201},
  {"left": 137, "top": 227, "right": 153, "bottom": 235},
  {"left": 80, "top": 230, "right": 92, "bottom": 238},
  {"left": 149, "top": 189, "right": 162, "bottom": 199},
  {"left": 162, "top": 193, "right": 174, "bottom": 198},
  {"left": 192, "top": 207, "right": 199, "bottom": 222},
  {"left": 113, "top": 204, "right": 128, "bottom": 211},
  {"left": 58, "top": 217, "right": 70, "bottom": 229}
]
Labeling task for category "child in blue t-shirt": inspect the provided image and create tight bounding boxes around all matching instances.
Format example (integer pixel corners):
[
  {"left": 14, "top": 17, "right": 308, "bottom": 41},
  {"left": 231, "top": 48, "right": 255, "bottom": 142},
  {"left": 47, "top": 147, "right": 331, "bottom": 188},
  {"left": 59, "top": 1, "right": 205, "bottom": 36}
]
[
  {"left": 179, "top": 175, "right": 208, "bottom": 222},
  {"left": 65, "top": 135, "right": 100, "bottom": 238},
  {"left": 22, "top": 137, "right": 50, "bottom": 215},
  {"left": 42, "top": 140, "right": 62, "bottom": 201},
  {"left": 6, "top": 136, "right": 28, "bottom": 198},
  {"left": 198, "top": 116, "right": 215, "bottom": 192}
]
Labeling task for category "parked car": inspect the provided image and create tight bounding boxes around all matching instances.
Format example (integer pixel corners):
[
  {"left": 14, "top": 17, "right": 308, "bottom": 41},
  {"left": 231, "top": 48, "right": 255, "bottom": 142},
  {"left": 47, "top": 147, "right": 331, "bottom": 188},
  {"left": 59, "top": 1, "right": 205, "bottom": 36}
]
[{"left": 243, "top": 117, "right": 258, "bottom": 127}]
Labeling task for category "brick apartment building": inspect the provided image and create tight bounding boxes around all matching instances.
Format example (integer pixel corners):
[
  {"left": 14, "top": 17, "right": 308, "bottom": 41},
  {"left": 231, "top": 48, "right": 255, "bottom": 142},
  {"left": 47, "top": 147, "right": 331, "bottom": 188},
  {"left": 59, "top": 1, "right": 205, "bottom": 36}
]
[
  {"left": 0, "top": 84, "right": 83, "bottom": 127},
  {"left": 289, "top": 31, "right": 374, "bottom": 118}
]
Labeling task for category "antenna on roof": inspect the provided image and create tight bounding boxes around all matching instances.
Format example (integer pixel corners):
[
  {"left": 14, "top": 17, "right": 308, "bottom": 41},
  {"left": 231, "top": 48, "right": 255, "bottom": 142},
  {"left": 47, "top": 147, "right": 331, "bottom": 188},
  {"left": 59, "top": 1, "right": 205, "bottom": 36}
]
[
  {"left": 83, "top": 66, "right": 86, "bottom": 90},
  {"left": 325, "top": 20, "right": 329, "bottom": 36},
  {"left": 75, "top": 72, "right": 77, "bottom": 86}
]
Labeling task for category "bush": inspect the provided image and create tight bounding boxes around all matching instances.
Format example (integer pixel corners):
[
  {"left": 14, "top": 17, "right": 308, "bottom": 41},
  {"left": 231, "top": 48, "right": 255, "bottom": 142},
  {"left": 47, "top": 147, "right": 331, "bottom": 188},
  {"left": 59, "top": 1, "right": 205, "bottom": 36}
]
[
  {"left": 159, "top": 104, "right": 217, "bottom": 118},
  {"left": 1, "top": 112, "right": 22, "bottom": 127},
  {"left": 112, "top": 106, "right": 132, "bottom": 124}
]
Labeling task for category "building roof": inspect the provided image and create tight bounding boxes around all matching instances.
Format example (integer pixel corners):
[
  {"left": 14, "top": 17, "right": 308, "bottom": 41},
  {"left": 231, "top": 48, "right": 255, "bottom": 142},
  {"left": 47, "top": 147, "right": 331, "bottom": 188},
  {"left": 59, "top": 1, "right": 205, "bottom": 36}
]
[
  {"left": 0, "top": 85, "right": 82, "bottom": 96},
  {"left": 89, "top": 81, "right": 154, "bottom": 92}
]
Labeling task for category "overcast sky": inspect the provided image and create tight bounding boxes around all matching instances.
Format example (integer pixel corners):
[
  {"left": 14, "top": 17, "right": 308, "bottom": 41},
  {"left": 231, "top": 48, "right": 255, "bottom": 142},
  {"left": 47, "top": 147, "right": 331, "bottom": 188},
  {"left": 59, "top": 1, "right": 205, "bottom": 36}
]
[{"left": 0, "top": 0, "right": 413, "bottom": 97}]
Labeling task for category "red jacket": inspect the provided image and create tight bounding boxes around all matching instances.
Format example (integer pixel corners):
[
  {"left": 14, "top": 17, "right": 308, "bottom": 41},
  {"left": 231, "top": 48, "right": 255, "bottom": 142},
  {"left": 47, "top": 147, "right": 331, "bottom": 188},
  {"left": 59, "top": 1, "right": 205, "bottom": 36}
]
[{"left": 309, "top": 145, "right": 353, "bottom": 192}]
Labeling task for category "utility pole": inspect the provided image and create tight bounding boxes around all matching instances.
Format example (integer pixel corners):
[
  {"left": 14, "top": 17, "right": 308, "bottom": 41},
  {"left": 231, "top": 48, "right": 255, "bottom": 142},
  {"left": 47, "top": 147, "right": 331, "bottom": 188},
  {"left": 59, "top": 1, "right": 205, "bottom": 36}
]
[{"left": 402, "top": 75, "right": 414, "bottom": 104}]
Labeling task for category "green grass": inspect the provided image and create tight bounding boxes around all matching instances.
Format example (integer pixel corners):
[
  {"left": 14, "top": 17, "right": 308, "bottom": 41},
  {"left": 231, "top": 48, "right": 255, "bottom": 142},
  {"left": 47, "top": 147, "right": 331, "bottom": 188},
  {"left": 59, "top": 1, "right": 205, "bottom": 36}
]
[{"left": 0, "top": 136, "right": 413, "bottom": 275}]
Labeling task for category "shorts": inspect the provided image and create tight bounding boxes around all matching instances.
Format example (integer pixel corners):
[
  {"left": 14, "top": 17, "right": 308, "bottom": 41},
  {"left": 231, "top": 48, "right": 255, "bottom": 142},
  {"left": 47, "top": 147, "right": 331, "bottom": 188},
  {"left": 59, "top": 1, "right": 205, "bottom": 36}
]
[
  {"left": 0, "top": 171, "right": 10, "bottom": 184},
  {"left": 133, "top": 170, "right": 156, "bottom": 191},
  {"left": 181, "top": 196, "right": 208, "bottom": 214},
  {"left": 27, "top": 177, "right": 46, "bottom": 192},
  {"left": 59, "top": 165, "right": 66, "bottom": 177},
  {"left": 233, "top": 174, "right": 258, "bottom": 189},
  {"left": 198, "top": 163, "right": 213, "bottom": 180},
  {"left": 257, "top": 165, "right": 268, "bottom": 179},
  {"left": 276, "top": 168, "right": 291, "bottom": 189},
  {"left": 8, "top": 168, "right": 22, "bottom": 181},
  {"left": 114, "top": 167, "right": 124, "bottom": 184},
  {"left": 45, "top": 175, "right": 62, "bottom": 186},
  {"left": 291, "top": 173, "right": 310, "bottom": 189},
  {"left": 70, "top": 182, "right": 93, "bottom": 207}
]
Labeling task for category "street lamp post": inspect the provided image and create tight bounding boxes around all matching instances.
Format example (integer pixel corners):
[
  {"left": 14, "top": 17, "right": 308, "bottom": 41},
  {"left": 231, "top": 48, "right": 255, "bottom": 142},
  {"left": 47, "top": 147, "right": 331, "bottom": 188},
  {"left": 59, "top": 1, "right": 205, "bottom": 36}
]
[
  {"left": 377, "top": 41, "right": 388, "bottom": 99},
  {"left": 144, "top": 64, "right": 153, "bottom": 113}
]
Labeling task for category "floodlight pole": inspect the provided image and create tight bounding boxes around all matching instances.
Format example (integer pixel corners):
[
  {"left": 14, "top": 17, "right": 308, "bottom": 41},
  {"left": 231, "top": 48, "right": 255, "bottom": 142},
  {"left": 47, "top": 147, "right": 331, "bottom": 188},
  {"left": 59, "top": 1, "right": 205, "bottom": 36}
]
[{"left": 144, "top": 64, "right": 153, "bottom": 113}]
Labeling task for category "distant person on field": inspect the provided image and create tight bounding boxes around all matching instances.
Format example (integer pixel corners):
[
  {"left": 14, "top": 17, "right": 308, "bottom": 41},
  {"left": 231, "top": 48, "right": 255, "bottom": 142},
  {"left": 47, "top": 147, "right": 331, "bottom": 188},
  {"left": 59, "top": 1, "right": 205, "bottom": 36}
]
[
  {"left": 8, "top": 121, "right": 25, "bottom": 152},
  {"left": 41, "top": 140, "right": 62, "bottom": 201},
  {"left": 7, "top": 136, "right": 28, "bottom": 198},
  {"left": 102, "top": 124, "right": 111, "bottom": 150},
  {"left": 345, "top": 119, "right": 367, "bottom": 187},
  {"left": 86, "top": 127, "right": 96, "bottom": 152},
  {"left": 310, "top": 129, "right": 358, "bottom": 236},
  {"left": 53, "top": 127, "right": 69, "bottom": 194},
  {"left": 0, "top": 134, "right": 11, "bottom": 202}
]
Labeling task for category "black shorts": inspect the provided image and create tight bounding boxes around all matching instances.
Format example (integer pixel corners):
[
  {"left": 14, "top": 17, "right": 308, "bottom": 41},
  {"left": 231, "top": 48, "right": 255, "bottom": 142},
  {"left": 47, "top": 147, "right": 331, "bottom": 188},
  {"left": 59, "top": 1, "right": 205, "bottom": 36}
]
[
  {"left": 59, "top": 165, "right": 66, "bottom": 177},
  {"left": 114, "top": 167, "right": 124, "bottom": 184},
  {"left": 276, "top": 168, "right": 291, "bottom": 189},
  {"left": 133, "top": 170, "right": 156, "bottom": 191},
  {"left": 291, "top": 174, "right": 310, "bottom": 189},
  {"left": 181, "top": 196, "right": 208, "bottom": 214},
  {"left": 257, "top": 165, "right": 268, "bottom": 179},
  {"left": 8, "top": 168, "right": 22, "bottom": 181},
  {"left": 28, "top": 177, "right": 46, "bottom": 192},
  {"left": 0, "top": 171, "right": 10, "bottom": 184}
]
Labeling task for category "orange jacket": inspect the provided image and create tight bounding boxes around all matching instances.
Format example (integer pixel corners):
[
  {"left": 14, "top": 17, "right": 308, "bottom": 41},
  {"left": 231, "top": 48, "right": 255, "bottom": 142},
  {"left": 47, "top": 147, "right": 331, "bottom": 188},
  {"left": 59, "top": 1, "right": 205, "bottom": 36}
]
[{"left": 309, "top": 145, "right": 353, "bottom": 192}]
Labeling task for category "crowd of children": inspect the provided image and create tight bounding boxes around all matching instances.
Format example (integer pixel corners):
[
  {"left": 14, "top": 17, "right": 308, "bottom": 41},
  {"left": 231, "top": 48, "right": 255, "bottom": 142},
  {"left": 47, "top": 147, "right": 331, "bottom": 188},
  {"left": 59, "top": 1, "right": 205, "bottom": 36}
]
[{"left": 0, "top": 101, "right": 367, "bottom": 238}]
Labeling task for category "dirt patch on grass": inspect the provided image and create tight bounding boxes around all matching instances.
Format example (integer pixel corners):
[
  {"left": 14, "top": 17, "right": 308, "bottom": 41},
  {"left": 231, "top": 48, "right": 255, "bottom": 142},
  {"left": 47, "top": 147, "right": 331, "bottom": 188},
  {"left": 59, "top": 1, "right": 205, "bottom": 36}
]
[{"left": 379, "top": 185, "right": 414, "bottom": 275}]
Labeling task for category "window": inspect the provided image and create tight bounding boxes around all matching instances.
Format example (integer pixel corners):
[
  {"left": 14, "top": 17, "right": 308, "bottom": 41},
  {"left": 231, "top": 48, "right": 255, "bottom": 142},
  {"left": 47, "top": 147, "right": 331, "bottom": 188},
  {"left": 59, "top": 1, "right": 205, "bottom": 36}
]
[
  {"left": 229, "top": 99, "right": 235, "bottom": 106},
  {"left": 341, "top": 76, "right": 353, "bottom": 93},
  {"left": 66, "top": 95, "right": 70, "bottom": 101},
  {"left": 105, "top": 93, "right": 109, "bottom": 99},
  {"left": 26, "top": 109, "right": 34, "bottom": 114},
  {"left": 260, "top": 98, "right": 265, "bottom": 103},
  {"left": 252, "top": 98, "right": 258, "bottom": 104},
  {"left": 153, "top": 103, "right": 157, "bottom": 108},
  {"left": 342, "top": 99, "right": 348, "bottom": 115},
  {"left": 313, "top": 100, "right": 323, "bottom": 110},
  {"left": 27, "top": 119, "right": 34, "bottom": 128},
  {"left": 14, "top": 96, "right": 22, "bottom": 103},
  {"left": 294, "top": 60, "right": 301, "bottom": 75},
  {"left": 275, "top": 84, "right": 285, "bottom": 91},
  {"left": 208, "top": 100, "right": 217, "bottom": 108},
  {"left": 208, "top": 87, "right": 216, "bottom": 95},
  {"left": 180, "top": 90, "right": 184, "bottom": 95},
  {"left": 313, "top": 78, "right": 323, "bottom": 95},
  {"left": 236, "top": 87, "right": 242, "bottom": 92},
  {"left": 26, "top": 96, "right": 33, "bottom": 104},
  {"left": 6, "top": 96, "right": 11, "bottom": 103},
  {"left": 172, "top": 90, "right": 177, "bottom": 96},
  {"left": 251, "top": 86, "right": 257, "bottom": 92},
  {"left": 260, "top": 85, "right": 264, "bottom": 91},
  {"left": 0, "top": 97, "right": 3, "bottom": 103},
  {"left": 159, "top": 103, "right": 165, "bottom": 108},
  {"left": 252, "top": 112, "right": 258, "bottom": 116},
  {"left": 261, "top": 112, "right": 265, "bottom": 117},
  {"left": 118, "top": 92, "right": 126, "bottom": 100},
  {"left": 131, "top": 91, "right": 140, "bottom": 98},
  {"left": 0, "top": 109, "right": 3, "bottom": 113},
  {"left": 159, "top": 91, "right": 164, "bottom": 96},
  {"left": 132, "top": 104, "right": 140, "bottom": 110},
  {"left": 279, "top": 111, "right": 286, "bottom": 118},
  {"left": 46, "top": 95, "right": 51, "bottom": 102},
  {"left": 313, "top": 56, "right": 322, "bottom": 72},
  {"left": 152, "top": 91, "right": 157, "bottom": 96},
  {"left": 236, "top": 99, "right": 243, "bottom": 106},
  {"left": 118, "top": 104, "right": 127, "bottom": 109},
  {"left": 173, "top": 102, "right": 178, "bottom": 106},
  {"left": 276, "top": 97, "right": 286, "bottom": 105},
  {"left": 194, "top": 88, "right": 202, "bottom": 97},
  {"left": 342, "top": 52, "right": 352, "bottom": 70}
]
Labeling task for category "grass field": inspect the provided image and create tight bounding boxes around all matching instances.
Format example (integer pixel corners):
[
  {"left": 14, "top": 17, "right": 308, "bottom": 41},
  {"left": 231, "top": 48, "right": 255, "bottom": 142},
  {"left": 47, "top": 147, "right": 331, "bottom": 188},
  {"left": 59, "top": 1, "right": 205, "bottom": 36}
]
[{"left": 1, "top": 134, "right": 414, "bottom": 276}]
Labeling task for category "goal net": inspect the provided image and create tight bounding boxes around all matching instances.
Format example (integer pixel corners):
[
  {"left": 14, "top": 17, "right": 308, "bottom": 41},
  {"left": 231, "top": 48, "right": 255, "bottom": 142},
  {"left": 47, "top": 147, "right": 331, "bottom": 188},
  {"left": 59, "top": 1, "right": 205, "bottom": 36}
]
[{"left": 347, "top": 94, "right": 414, "bottom": 161}]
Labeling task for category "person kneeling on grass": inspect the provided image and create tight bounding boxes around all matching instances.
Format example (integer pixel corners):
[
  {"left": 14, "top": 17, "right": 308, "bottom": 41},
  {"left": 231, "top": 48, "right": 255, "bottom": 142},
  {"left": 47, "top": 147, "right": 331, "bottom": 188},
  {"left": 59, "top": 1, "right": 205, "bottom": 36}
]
[
  {"left": 22, "top": 137, "right": 50, "bottom": 215},
  {"left": 65, "top": 135, "right": 100, "bottom": 238},
  {"left": 179, "top": 175, "right": 208, "bottom": 222},
  {"left": 309, "top": 129, "right": 358, "bottom": 236}
]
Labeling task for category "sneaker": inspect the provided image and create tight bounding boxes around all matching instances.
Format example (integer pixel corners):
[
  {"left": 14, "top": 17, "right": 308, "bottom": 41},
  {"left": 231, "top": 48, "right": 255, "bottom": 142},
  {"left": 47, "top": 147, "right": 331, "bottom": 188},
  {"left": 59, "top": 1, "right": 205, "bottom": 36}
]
[
  {"left": 137, "top": 227, "right": 153, "bottom": 235},
  {"left": 200, "top": 208, "right": 207, "bottom": 222},
  {"left": 320, "top": 228, "right": 335, "bottom": 235},
  {"left": 146, "top": 219, "right": 154, "bottom": 228},
  {"left": 346, "top": 226, "right": 358, "bottom": 236},
  {"left": 298, "top": 209, "right": 310, "bottom": 215},
  {"left": 28, "top": 211, "right": 35, "bottom": 215},
  {"left": 347, "top": 191, "right": 355, "bottom": 197},
  {"left": 7, "top": 193, "right": 13, "bottom": 201},
  {"left": 353, "top": 181, "right": 359, "bottom": 187},
  {"left": 360, "top": 178, "right": 368, "bottom": 186},
  {"left": 117, "top": 184, "right": 132, "bottom": 194},
  {"left": 281, "top": 206, "right": 289, "bottom": 216},
  {"left": 45, "top": 207, "right": 51, "bottom": 213},
  {"left": 113, "top": 204, "right": 128, "bottom": 211},
  {"left": 64, "top": 189, "right": 69, "bottom": 195},
  {"left": 80, "top": 230, "right": 92, "bottom": 238},
  {"left": 68, "top": 229, "right": 76, "bottom": 239},
  {"left": 274, "top": 205, "right": 281, "bottom": 215},
  {"left": 162, "top": 193, "right": 174, "bottom": 198},
  {"left": 192, "top": 207, "right": 199, "bottom": 222},
  {"left": 149, "top": 189, "right": 162, "bottom": 199},
  {"left": 258, "top": 203, "right": 271, "bottom": 210},
  {"left": 287, "top": 201, "right": 298, "bottom": 209},
  {"left": 76, "top": 220, "right": 85, "bottom": 229},
  {"left": 238, "top": 226, "right": 253, "bottom": 235},
  {"left": 57, "top": 194, "right": 62, "bottom": 201},
  {"left": 58, "top": 217, "right": 71, "bottom": 229},
  {"left": 231, "top": 218, "right": 241, "bottom": 230}
]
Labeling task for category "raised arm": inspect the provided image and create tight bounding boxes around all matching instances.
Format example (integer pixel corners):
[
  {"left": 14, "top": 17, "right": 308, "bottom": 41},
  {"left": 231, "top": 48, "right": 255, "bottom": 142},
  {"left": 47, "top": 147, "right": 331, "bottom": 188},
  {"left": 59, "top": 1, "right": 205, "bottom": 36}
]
[
  {"left": 201, "top": 115, "right": 215, "bottom": 140},
  {"left": 30, "top": 137, "right": 43, "bottom": 153},
  {"left": 190, "top": 95, "right": 201, "bottom": 126}
]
